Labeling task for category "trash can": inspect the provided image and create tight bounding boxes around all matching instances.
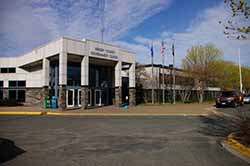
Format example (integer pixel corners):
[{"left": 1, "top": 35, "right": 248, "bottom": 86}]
[
  {"left": 44, "top": 96, "right": 51, "bottom": 109},
  {"left": 51, "top": 96, "right": 57, "bottom": 109}
]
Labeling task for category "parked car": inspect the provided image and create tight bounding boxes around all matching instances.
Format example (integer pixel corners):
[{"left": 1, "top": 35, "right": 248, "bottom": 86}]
[
  {"left": 216, "top": 90, "right": 244, "bottom": 107},
  {"left": 243, "top": 94, "right": 250, "bottom": 104}
]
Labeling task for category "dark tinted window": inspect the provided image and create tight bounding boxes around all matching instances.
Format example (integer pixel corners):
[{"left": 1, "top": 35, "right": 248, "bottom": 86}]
[
  {"left": 18, "top": 81, "right": 26, "bottom": 87},
  {"left": 221, "top": 91, "right": 234, "bottom": 97},
  {"left": 0, "top": 81, "right": 3, "bottom": 88},
  {"left": 17, "top": 90, "right": 25, "bottom": 102},
  {"left": 9, "top": 81, "right": 17, "bottom": 87},
  {"left": 9, "top": 90, "right": 17, "bottom": 100},
  {"left": 0, "top": 90, "right": 2, "bottom": 100},
  {"left": 1, "top": 68, "right": 7, "bottom": 73},
  {"left": 8, "top": 68, "right": 16, "bottom": 73}
]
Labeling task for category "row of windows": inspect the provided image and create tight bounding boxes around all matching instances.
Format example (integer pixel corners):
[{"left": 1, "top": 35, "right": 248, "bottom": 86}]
[
  {"left": 0, "top": 68, "right": 16, "bottom": 73},
  {"left": 0, "top": 80, "right": 26, "bottom": 88},
  {"left": 0, "top": 80, "right": 26, "bottom": 102},
  {"left": 0, "top": 89, "right": 26, "bottom": 102},
  {"left": 8, "top": 89, "right": 26, "bottom": 102},
  {"left": 9, "top": 80, "right": 26, "bottom": 87}
]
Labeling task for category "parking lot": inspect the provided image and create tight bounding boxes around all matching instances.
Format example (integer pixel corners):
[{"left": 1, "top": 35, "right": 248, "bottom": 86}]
[{"left": 0, "top": 105, "right": 249, "bottom": 166}]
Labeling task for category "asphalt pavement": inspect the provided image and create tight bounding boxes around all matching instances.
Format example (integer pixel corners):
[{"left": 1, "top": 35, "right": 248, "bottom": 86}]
[{"left": 0, "top": 114, "right": 249, "bottom": 166}]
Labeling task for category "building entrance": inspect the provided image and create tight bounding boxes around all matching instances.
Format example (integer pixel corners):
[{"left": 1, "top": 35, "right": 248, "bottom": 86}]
[
  {"left": 66, "top": 89, "right": 81, "bottom": 108},
  {"left": 94, "top": 89, "right": 102, "bottom": 106}
]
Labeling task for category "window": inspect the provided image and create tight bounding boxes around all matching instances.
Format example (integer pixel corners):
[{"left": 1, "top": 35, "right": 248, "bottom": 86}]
[
  {"left": 17, "top": 81, "right": 26, "bottom": 87},
  {"left": 9, "top": 81, "right": 17, "bottom": 87},
  {"left": 0, "top": 81, "right": 3, "bottom": 100},
  {"left": 1, "top": 68, "right": 7, "bottom": 73},
  {"left": 0, "top": 67, "right": 16, "bottom": 73},
  {"left": 8, "top": 68, "right": 16, "bottom": 73},
  {"left": 17, "top": 90, "right": 25, "bottom": 102},
  {"left": 8, "top": 80, "right": 26, "bottom": 102},
  {"left": 9, "top": 90, "right": 17, "bottom": 101}
]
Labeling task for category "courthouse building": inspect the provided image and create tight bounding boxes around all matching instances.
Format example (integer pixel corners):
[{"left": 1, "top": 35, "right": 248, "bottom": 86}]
[{"left": 0, "top": 37, "right": 136, "bottom": 110}]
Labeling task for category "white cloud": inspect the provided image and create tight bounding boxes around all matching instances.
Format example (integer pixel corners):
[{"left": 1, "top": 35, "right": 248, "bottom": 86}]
[
  {"left": 119, "top": 2, "right": 250, "bottom": 67},
  {"left": 0, "top": 0, "right": 172, "bottom": 56}
]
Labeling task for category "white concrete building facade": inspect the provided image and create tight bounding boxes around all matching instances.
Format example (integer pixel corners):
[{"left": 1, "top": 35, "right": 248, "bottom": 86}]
[{"left": 0, "top": 37, "right": 136, "bottom": 110}]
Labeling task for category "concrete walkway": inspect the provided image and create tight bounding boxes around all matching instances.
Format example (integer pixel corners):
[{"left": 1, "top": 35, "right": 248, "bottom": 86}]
[{"left": 0, "top": 103, "right": 215, "bottom": 116}]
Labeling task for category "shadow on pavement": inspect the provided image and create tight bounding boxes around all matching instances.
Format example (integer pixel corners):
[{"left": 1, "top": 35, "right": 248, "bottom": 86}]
[
  {"left": 0, "top": 138, "right": 25, "bottom": 164},
  {"left": 199, "top": 114, "right": 239, "bottom": 137}
]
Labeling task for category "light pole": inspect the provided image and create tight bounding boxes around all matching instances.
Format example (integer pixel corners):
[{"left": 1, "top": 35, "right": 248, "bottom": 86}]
[{"left": 238, "top": 48, "right": 243, "bottom": 92}]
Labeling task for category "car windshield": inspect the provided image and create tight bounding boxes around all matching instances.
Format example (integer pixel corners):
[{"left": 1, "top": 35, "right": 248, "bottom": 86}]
[
  {"left": 244, "top": 94, "right": 250, "bottom": 97},
  {"left": 221, "top": 91, "right": 234, "bottom": 97}
]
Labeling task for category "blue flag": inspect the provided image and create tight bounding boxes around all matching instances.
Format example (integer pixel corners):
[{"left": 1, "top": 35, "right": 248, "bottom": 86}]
[{"left": 150, "top": 44, "right": 154, "bottom": 57}]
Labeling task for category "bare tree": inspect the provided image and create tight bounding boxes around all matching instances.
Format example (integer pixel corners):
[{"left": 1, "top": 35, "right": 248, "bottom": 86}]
[
  {"left": 135, "top": 64, "right": 151, "bottom": 103},
  {"left": 182, "top": 44, "right": 222, "bottom": 103}
]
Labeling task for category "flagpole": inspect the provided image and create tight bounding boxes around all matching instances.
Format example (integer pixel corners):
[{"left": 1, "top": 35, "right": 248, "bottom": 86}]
[
  {"left": 151, "top": 43, "right": 154, "bottom": 104},
  {"left": 172, "top": 43, "right": 176, "bottom": 104},
  {"left": 162, "top": 41, "right": 165, "bottom": 104},
  {"left": 238, "top": 48, "right": 243, "bottom": 92}
]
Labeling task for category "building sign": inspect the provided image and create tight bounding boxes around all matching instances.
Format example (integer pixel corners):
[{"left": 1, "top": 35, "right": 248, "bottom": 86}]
[{"left": 90, "top": 47, "right": 118, "bottom": 60}]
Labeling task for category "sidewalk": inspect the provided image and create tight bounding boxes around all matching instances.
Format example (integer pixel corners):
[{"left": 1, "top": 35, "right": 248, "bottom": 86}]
[{"left": 0, "top": 103, "right": 214, "bottom": 116}]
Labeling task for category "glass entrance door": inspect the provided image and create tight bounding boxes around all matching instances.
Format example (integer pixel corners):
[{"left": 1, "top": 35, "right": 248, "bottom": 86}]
[
  {"left": 67, "top": 89, "right": 74, "bottom": 108},
  {"left": 78, "top": 89, "right": 81, "bottom": 107},
  {"left": 67, "top": 89, "right": 82, "bottom": 108},
  {"left": 95, "top": 90, "right": 102, "bottom": 106},
  {"left": 88, "top": 90, "right": 92, "bottom": 106}
]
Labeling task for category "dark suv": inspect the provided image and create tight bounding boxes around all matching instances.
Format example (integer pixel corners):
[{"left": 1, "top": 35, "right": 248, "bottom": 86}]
[{"left": 216, "top": 90, "right": 243, "bottom": 107}]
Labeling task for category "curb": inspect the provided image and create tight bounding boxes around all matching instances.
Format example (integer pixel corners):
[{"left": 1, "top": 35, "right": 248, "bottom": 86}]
[
  {"left": 46, "top": 112, "right": 209, "bottom": 116},
  {"left": 0, "top": 111, "right": 45, "bottom": 115},
  {"left": 0, "top": 111, "right": 209, "bottom": 117},
  {"left": 221, "top": 133, "right": 250, "bottom": 164}
]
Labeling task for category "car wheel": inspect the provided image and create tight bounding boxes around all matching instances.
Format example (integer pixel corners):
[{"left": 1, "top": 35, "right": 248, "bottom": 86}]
[
  {"left": 240, "top": 102, "right": 244, "bottom": 106},
  {"left": 233, "top": 102, "right": 238, "bottom": 108}
]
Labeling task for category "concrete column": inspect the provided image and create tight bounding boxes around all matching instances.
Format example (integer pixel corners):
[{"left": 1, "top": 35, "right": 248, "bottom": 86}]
[
  {"left": 3, "top": 88, "right": 8, "bottom": 99},
  {"left": 58, "top": 51, "right": 67, "bottom": 110},
  {"left": 42, "top": 58, "right": 50, "bottom": 86},
  {"left": 129, "top": 63, "right": 136, "bottom": 106},
  {"left": 59, "top": 51, "right": 67, "bottom": 85},
  {"left": 81, "top": 56, "right": 89, "bottom": 109},
  {"left": 81, "top": 56, "right": 89, "bottom": 86},
  {"left": 115, "top": 61, "right": 122, "bottom": 87},
  {"left": 81, "top": 86, "right": 89, "bottom": 109},
  {"left": 58, "top": 85, "right": 66, "bottom": 111},
  {"left": 115, "top": 61, "right": 122, "bottom": 106},
  {"left": 115, "top": 87, "right": 122, "bottom": 106},
  {"left": 129, "top": 88, "right": 136, "bottom": 106},
  {"left": 129, "top": 63, "right": 135, "bottom": 88}
]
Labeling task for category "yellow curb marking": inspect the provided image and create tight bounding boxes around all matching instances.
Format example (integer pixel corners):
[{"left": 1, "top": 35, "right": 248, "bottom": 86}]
[
  {"left": 0, "top": 112, "right": 43, "bottom": 115},
  {"left": 226, "top": 133, "right": 250, "bottom": 157}
]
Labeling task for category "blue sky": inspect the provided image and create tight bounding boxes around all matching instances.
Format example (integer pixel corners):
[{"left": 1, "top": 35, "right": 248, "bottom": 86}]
[{"left": 0, "top": 0, "right": 249, "bottom": 67}]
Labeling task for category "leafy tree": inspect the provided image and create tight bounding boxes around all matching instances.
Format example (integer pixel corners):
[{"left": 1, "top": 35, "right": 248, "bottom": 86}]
[
  {"left": 241, "top": 66, "right": 250, "bottom": 93},
  {"left": 221, "top": 0, "right": 250, "bottom": 39},
  {"left": 212, "top": 60, "right": 250, "bottom": 93},
  {"left": 182, "top": 44, "right": 222, "bottom": 103}
]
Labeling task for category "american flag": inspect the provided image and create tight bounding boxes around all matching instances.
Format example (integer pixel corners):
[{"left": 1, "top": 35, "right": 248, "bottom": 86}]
[{"left": 161, "top": 41, "right": 165, "bottom": 56}]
